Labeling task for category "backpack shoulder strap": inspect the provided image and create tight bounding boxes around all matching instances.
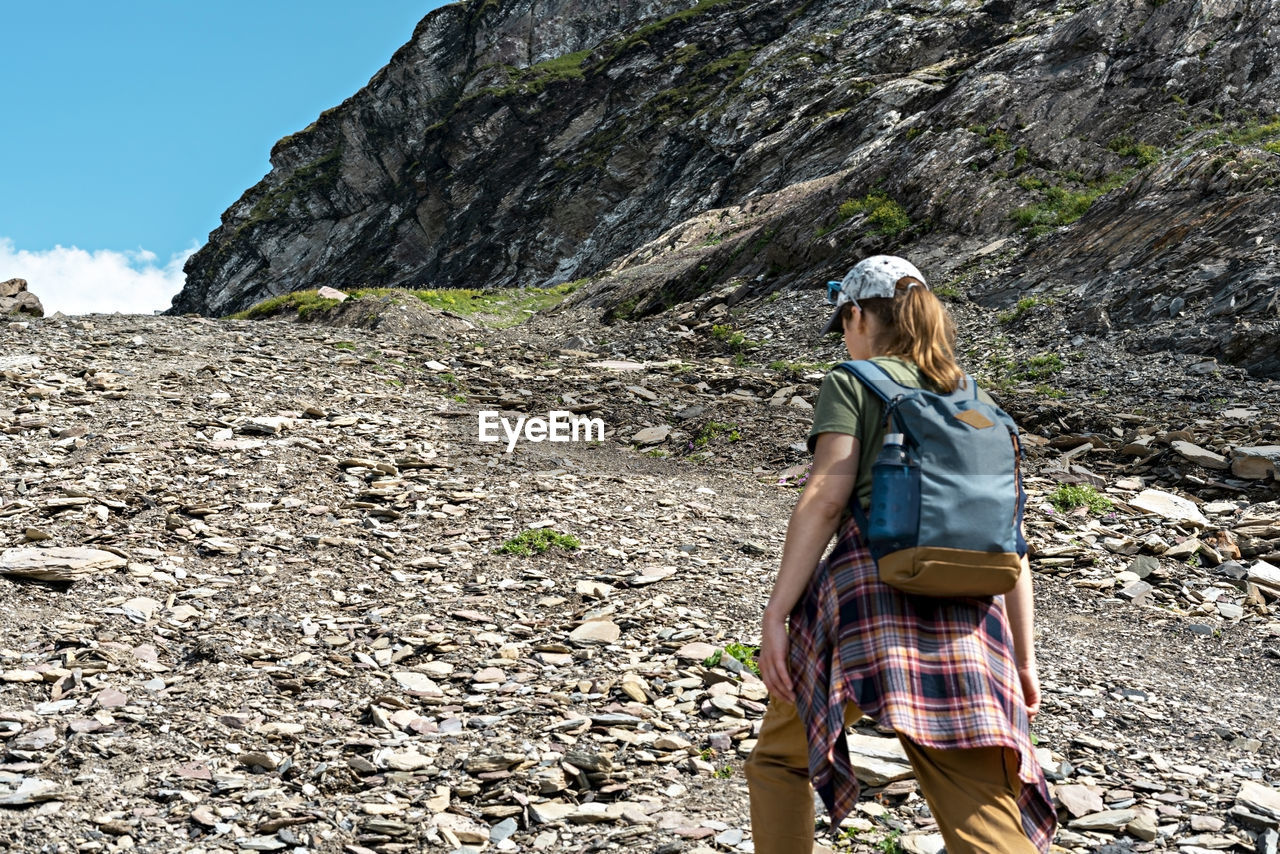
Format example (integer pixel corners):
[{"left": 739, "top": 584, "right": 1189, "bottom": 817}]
[
  {"left": 941, "top": 372, "right": 981, "bottom": 403},
  {"left": 835, "top": 359, "right": 910, "bottom": 405}
]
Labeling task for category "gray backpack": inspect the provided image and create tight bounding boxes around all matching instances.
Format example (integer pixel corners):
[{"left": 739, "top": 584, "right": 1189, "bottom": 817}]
[{"left": 839, "top": 360, "right": 1027, "bottom": 597}]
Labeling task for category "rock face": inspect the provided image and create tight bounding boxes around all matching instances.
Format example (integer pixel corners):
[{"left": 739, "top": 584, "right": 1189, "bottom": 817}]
[
  {"left": 175, "top": 0, "right": 1280, "bottom": 374},
  {"left": 0, "top": 278, "right": 43, "bottom": 318}
]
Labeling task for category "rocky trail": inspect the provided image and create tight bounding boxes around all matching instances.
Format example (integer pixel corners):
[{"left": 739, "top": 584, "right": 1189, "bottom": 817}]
[{"left": 1, "top": 299, "right": 1279, "bottom": 854}]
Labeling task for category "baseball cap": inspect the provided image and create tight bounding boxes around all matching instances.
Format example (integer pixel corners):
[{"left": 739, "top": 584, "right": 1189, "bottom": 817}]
[{"left": 820, "top": 255, "right": 928, "bottom": 335}]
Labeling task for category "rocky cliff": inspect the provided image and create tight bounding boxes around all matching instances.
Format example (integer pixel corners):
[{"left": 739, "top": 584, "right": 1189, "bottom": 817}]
[{"left": 173, "top": 0, "right": 1280, "bottom": 374}]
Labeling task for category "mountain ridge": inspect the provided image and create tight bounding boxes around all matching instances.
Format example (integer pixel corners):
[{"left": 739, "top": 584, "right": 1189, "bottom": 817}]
[{"left": 172, "top": 0, "right": 1280, "bottom": 374}]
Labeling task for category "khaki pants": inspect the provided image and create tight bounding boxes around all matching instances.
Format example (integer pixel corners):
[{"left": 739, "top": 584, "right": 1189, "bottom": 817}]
[{"left": 744, "top": 699, "right": 1037, "bottom": 854}]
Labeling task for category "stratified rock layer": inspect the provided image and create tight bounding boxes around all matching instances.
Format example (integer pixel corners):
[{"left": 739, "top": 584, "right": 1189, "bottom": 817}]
[{"left": 175, "top": 0, "right": 1280, "bottom": 373}]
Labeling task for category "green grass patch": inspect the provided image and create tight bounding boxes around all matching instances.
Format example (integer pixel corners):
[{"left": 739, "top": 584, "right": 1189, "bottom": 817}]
[
  {"left": 768, "top": 360, "right": 834, "bottom": 373},
  {"left": 1033, "top": 383, "right": 1066, "bottom": 399},
  {"left": 972, "top": 339, "right": 1015, "bottom": 393},
  {"left": 603, "top": 0, "right": 738, "bottom": 63},
  {"left": 854, "top": 192, "right": 911, "bottom": 236},
  {"left": 1048, "top": 484, "right": 1112, "bottom": 515},
  {"left": 1019, "top": 352, "right": 1064, "bottom": 380},
  {"left": 1219, "top": 115, "right": 1280, "bottom": 147},
  {"left": 969, "top": 124, "right": 1012, "bottom": 153},
  {"left": 238, "top": 149, "right": 343, "bottom": 234},
  {"left": 612, "top": 295, "right": 640, "bottom": 321},
  {"left": 643, "top": 46, "right": 760, "bottom": 121},
  {"left": 711, "top": 324, "right": 758, "bottom": 352},
  {"left": 230, "top": 290, "right": 342, "bottom": 320},
  {"left": 1108, "top": 135, "right": 1163, "bottom": 166},
  {"left": 230, "top": 281, "right": 584, "bottom": 328},
  {"left": 693, "top": 421, "right": 741, "bottom": 447},
  {"left": 703, "top": 642, "right": 761, "bottom": 675},
  {"left": 818, "top": 191, "right": 911, "bottom": 238},
  {"left": 997, "top": 296, "right": 1044, "bottom": 324},
  {"left": 877, "top": 830, "right": 903, "bottom": 854},
  {"left": 481, "top": 49, "right": 593, "bottom": 98},
  {"left": 1010, "top": 168, "right": 1137, "bottom": 235},
  {"left": 496, "top": 528, "right": 582, "bottom": 557},
  {"left": 408, "top": 280, "right": 584, "bottom": 325}
]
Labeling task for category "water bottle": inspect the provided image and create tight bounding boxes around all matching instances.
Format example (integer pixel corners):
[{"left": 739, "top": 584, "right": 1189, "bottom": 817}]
[{"left": 867, "top": 433, "right": 921, "bottom": 553}]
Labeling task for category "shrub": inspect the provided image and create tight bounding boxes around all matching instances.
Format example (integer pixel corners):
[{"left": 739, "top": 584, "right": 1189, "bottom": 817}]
[
  {"left": 1048, "top": 484, "right": 1112, "bottom": 514},
  {"left": 818, "top": 192, "right": 911, "bottom": 238},
  {"left": 711, "top": 324, "right": 757, "bottom": 351},
  {"left": 496, "top": 529, "right": 581, "bottom": 556},
  {"left": 703, "top": 642, "right": 761, "bottom": 675}
]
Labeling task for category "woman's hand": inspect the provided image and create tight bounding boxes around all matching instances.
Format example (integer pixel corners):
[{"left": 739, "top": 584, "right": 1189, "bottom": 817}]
[
  {"left": 759, "top": 609, "right": 795, "bottom": 704},
  {"left": 1018, "top": 660, "right": 1041, "bottom": 722}
]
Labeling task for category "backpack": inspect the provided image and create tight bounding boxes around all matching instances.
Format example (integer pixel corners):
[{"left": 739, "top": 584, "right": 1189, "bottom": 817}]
[{"left": 838, "top": 359, "right": 1027, "bottom": 597}]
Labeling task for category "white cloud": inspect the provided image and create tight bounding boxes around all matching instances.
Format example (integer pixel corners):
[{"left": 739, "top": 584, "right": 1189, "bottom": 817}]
[{"left": 0, "top": 237, "right": 195, "bottom": 316}]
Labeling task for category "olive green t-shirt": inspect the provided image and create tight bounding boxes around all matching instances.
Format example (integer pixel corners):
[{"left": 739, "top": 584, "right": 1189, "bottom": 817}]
[{"left": 807, "top": 357, "right": 997, "bottom": 512}]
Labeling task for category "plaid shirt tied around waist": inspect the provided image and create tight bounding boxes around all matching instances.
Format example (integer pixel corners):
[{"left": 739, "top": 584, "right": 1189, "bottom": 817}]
[{"left": 786, "top": 518, "right": 1057, "bottom": 852}]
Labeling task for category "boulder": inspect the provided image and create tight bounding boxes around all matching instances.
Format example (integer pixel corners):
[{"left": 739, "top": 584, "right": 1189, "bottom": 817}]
[
  {"left": 0, "top": 278, "right": 43, "bottom": 317},
  {"left": 1232, "top": 446, "right": 1280, "bottom": 481}
]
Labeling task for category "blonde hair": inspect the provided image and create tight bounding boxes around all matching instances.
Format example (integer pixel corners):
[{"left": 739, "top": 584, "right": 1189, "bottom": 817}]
[{"left": 858, "top": 277, "right": 965, "bottom": 392}]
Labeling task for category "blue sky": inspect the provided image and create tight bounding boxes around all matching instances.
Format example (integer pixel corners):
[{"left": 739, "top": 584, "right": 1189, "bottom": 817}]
[{"left": 1, "top": 0, "right": 449, "bottom": 314}]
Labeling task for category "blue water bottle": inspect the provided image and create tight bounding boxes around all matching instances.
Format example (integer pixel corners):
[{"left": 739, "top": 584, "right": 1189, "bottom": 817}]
[{"left": 867, "top": 433, "right": 921, "bottom": 553}]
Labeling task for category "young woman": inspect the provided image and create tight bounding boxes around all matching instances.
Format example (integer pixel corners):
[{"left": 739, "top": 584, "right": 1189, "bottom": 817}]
[{"left": 744, "top": 256, "right": 1056, "bottom": 854}]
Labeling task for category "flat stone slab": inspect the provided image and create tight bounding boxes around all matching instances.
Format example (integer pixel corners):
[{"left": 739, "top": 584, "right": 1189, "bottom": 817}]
[
  {"left": 1171, "top": 440, "right": 1229, "bottom": 470},
  {"left": 0, "top": 547, "right": 126, "bottom": 582},
  {"left": 1239, "top": 780, "right": 1280, "bottom": 820},
  {"left": 846, "top": 733, "right": 914, "bottom": 787},
  {"left": 1130, "top": 490, "right": 1210, "bottom": 528},
  {"left": 570, "top": 619, "right": 621, "bottom": 644},
  {"left": 1232, "top": 446, "right": 1280, "bottom": 480},
  {"left": 1068, "top": 808, "right": 1138, "bottom": 832}
]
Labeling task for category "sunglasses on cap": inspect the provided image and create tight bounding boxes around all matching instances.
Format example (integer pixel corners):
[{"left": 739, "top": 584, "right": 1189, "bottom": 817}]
[{"left": 825, "top": 280, "right": 861, "bottom": 311}]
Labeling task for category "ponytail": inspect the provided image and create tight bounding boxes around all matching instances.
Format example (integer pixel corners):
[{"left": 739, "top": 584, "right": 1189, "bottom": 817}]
[{"left": 859, "top": 277, "right": 965, "bottom": 393}]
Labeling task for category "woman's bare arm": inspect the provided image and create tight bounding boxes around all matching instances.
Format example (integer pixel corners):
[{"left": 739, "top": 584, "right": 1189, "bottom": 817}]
[
  {"left": 758, "top": 431, "right": 860, "bottom": 702},
  {"left": 1004, "top": 553, "right": 1041, "bottom": 720}
]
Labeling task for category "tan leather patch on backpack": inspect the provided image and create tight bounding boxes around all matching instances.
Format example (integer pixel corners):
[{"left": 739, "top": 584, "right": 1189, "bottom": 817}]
[{"left": 954, "top": 409, "right": 995, "bottom": 430}]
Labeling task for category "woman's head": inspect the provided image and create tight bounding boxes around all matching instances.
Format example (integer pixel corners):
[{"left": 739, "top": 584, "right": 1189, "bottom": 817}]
[{"left": 824, "top": 256, "right": 964, "bottom": 392}]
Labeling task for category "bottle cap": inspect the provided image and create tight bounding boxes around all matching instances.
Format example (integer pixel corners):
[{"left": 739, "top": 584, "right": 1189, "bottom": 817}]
[{"left": 883, "top": 433, "right": 904, "bottom": 446}]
